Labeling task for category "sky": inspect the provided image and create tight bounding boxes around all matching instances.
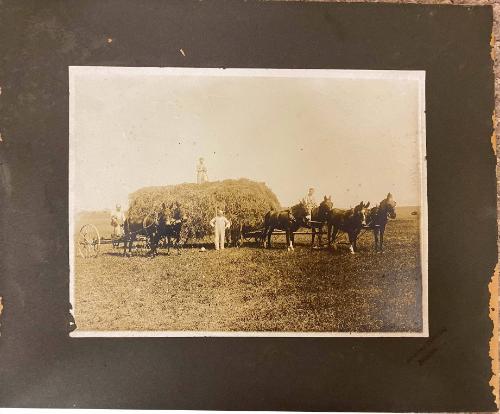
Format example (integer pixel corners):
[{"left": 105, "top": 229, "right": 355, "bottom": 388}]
[{"left": 70, "top": 67, "right": 425, "bottom": 212}]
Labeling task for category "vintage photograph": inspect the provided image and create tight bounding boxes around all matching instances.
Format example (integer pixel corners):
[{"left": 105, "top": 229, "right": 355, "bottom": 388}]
[{"left": 69, "top": 67, "right": 427, "bottom": 337}]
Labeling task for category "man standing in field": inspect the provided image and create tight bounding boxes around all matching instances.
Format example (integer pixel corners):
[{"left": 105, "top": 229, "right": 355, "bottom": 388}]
[
  {"left": 110, "top": 203, "right": 125, "bottom": 237},
  {"left": 210, "top": 209, "right": 231, "bottom": 250},
  {"left": 196, "top": 157, "right": 208, "bottom": 184}
]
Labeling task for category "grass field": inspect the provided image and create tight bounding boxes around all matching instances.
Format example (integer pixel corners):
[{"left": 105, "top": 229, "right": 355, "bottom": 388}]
[{"left": 72, "top": 210, "right": 423, "bottom": 333}]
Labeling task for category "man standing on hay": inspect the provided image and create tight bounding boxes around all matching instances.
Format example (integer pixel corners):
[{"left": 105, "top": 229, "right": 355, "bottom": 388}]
[
  {"left": 210, "top": 209, "right": 231, "bottom": 250},
  {"left": 196, "top": 157, "right": 208, "bottom": 184}
]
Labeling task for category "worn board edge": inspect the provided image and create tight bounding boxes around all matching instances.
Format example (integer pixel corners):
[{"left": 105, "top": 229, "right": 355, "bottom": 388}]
[{"left": 0, "top": 1, "right": 495, "bottom": 410}]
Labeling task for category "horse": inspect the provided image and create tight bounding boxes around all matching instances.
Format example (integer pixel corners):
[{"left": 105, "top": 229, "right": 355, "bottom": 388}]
[
  {"left": 366, "top": 196, "right": 397, "bottom": 252},
  {"left": 157, "top": 202, "right": 187, "bottom": 255},
  {"left": 122, "top": 212, "right": 159, "bottom": 256},
  {"left": 262, "top": 202, "right": 309, "bottom": 251},
  {"left": 327, "top": 201, "right": 370, "bottom": 254},
  {"left": 309, "top": 195, "right": 334, "bottom": 248}
]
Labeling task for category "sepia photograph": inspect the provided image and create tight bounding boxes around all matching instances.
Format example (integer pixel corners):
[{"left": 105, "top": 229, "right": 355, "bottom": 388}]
[
  {"left": 2, "top": 1, "right": 497, "bottom": 410},
  {"left": 69, "top": 67, "right": 427, "bottom": 337}
]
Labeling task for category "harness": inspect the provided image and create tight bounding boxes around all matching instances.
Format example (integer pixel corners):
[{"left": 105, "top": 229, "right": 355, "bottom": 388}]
[{"left": 123, "top": 212, "right": 159, "bottom": 238}]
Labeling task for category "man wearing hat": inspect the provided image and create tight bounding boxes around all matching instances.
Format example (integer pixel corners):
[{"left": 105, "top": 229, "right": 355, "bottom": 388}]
[{"left": 210, "top": 209, "right": 231, "bottom": 250}]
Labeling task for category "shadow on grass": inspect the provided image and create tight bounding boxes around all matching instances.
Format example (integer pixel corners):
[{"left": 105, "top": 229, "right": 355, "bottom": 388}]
[{"left": 101, "top": 241, "right": 376, "bottom": 257}]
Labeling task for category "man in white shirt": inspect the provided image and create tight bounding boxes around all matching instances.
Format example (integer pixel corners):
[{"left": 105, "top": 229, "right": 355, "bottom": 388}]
[
  {"left": 210, "top": 209, "right": 231, "bottom": 250},
  {"left": 196, "top": 157, "right": 208, "bottom": 184},
  {"left": 110, "top": 204, "right": 125, "bottom": 237},
  {"left": 304, "top": 187, "right": 317, "bottom": 221}
]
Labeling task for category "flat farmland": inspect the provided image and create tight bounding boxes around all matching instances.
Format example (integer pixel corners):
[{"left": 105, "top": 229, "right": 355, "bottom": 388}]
[{"left": 72, "top": 213, "right": 423, "bottom": 333}]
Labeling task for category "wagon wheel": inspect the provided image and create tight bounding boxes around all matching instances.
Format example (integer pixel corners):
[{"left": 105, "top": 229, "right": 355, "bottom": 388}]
[{"left": 78, "top": 224, "right": 100, "bottom": 258}]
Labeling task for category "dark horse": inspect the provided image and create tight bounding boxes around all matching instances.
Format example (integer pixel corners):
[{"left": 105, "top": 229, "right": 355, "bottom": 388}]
[
  {"left": 310, "top": 195, "right": 334, "bottom": 248},
  {"left": 262, "top": 202, "right": 309, "bottom": 251},
  {"left": 123, "top": 212, "right": 160, "bottom": 256},
  {"left": 123, "top": 202, "right": 187, "bottom": 257},
  {"left": 157, "top": 202, "right": 187, "bottom": 255},
  {"left": 327, "top": 201, "right": 370, "bottom": 254},
  {"left": 366, "top": 194, "right": 397, "bottom": 252}
]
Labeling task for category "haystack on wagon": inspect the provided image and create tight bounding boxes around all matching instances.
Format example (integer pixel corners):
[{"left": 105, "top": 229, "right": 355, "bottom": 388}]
[{"left": 128, "top": 178, "right": 281, "bottom": 245}]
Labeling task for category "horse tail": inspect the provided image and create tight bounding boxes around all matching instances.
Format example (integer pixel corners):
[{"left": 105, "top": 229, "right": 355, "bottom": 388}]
[
  {"left": 263, "top": 210, "right": 272, "bottom": 228},
  {"left": 262, "top": 210, "right": 273, "bottom": 240}
]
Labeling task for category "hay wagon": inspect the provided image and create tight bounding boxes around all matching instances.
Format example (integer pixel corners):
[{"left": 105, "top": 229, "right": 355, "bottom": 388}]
[
  {"left": 240, "top": 221, "right": 372, "bottom": 248},
  {"left": 238, "top": 221, "right": 328, "bottom": 245}
]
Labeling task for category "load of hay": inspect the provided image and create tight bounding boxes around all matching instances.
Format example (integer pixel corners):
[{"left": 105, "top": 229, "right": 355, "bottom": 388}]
[{"left": 128, "top": 179, "right": 281, "bottom": 239}]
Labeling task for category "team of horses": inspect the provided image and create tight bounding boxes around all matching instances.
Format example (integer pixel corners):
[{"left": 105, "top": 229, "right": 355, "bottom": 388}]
[
  {"left": 123, "top": 202, "right": 187, "bottom": 257},
  {"left": 262, "top": 197, "right": 375, "bottom": 253},
  {"left": 121, "top": 195, "right": 397, "bottom": 256}
]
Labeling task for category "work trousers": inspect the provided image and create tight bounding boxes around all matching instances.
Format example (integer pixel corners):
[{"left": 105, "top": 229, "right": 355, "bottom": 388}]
[{"left": 214, "top": 229, "right": 225, "bottom": 250}]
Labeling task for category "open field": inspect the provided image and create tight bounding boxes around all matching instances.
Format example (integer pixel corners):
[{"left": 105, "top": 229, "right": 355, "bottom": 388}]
[{"left": 73, "top": 213, "right": 423, "bottom": 333}]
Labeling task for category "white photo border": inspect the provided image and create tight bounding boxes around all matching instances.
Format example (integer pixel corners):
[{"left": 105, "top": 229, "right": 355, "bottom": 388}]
[{"left": 68, "top": 66, "right": 428, "bottom": 338}]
